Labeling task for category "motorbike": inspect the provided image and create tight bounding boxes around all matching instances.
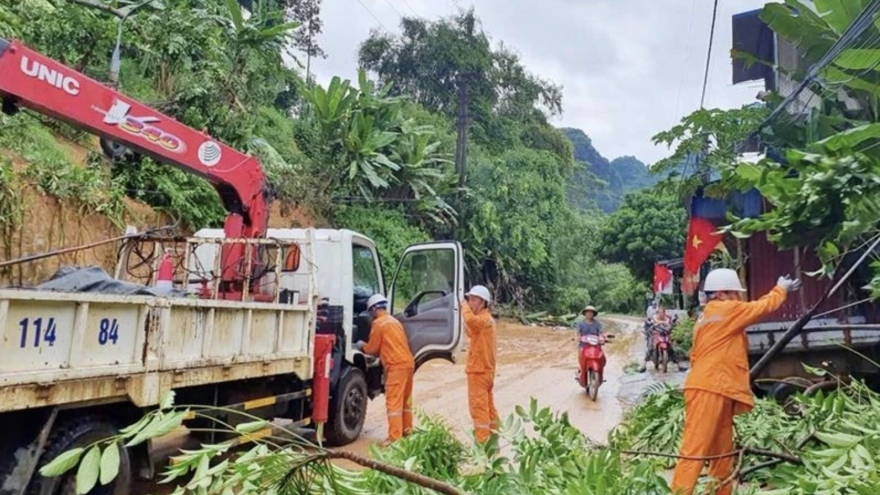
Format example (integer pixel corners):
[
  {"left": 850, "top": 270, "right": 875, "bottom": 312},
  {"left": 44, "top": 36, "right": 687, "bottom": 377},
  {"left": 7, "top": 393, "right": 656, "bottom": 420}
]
[
  {"left": 651, "top": 323, "right": 672, "bottom": 373},
  {"left": 577, "top": 333, "right": 614, "bottom": 401}
]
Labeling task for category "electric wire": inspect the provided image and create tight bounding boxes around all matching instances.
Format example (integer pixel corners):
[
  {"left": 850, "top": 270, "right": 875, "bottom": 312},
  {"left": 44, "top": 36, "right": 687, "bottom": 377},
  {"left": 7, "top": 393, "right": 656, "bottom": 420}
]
[
  {"left": 700, "top": 0, "right": 721, "bottom": 109},
  {"left": 672, "top": 0, "right": 699, "bottom": 126},
  {"left": 382, "top": 0, "right": 404, "bottom": 18},
  {"left": 353, "top": 0, "right": 388, "bottom": 31},
  {"left": 398, "top": 0, "right": 420, "bottom": 18}
]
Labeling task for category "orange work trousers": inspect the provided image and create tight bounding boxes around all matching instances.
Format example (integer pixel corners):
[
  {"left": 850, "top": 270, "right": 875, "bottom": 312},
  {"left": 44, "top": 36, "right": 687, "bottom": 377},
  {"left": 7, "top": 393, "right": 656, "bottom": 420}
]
[
  {"left": 385, "top": 367, "right": 414, "bottom": 442},
  {"left": 467, "top": 372, "right": 499, "bottom": 443},
  {"left": 671, "top": 389, "right": 738, "bottom": 495}
]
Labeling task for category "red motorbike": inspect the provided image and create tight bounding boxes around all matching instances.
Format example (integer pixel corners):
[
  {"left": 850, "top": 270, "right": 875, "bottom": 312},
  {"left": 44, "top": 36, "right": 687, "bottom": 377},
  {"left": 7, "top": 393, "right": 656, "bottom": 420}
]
[
  {"left": 577, "top": 334, "right": 614, "bottom": 401},
  {"left": 651, "top": 324, "right": 672, "bottom": 373}
]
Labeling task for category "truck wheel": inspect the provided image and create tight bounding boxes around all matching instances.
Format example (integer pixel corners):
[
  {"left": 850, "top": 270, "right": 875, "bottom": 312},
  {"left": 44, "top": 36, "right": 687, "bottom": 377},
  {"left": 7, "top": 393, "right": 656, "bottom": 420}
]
[
  {"left": 28, "top": 417, "right": 131, "bottom": 495},
  {"left": 99, "top": 138, "right": 130, "bottom": 162},
  {"left": 324, "top": 367, "right": 368, "bottom": 447}
]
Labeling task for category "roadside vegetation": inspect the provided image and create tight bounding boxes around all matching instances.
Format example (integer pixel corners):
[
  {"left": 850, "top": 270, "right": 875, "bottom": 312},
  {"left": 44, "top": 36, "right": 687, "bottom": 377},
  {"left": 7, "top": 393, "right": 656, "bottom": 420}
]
[
  {"left": 0, "top": 0, "right": 685, "bottom": 316},
  {"left": 7, "top": 0, "right": 880, "bottom": 493}
]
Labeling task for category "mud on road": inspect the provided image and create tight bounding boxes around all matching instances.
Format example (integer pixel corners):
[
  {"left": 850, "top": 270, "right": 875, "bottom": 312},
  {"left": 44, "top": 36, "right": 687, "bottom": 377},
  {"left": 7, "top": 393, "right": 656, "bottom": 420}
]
[{"left": 343, "top": 315, "right": 660, "bottom": 457}]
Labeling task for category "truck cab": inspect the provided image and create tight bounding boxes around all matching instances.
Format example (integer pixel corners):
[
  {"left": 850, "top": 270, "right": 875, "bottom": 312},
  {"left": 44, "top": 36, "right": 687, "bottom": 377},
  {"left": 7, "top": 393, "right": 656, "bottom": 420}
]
[{"left": 190, "top": 228, "right": 464, "bottom": 444}]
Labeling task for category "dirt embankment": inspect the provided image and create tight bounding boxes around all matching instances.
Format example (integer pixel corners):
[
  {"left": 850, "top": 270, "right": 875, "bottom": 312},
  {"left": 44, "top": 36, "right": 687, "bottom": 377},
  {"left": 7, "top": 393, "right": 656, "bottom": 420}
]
[{"left": 0, "top": 139, "right": 317, "bottom": 287}]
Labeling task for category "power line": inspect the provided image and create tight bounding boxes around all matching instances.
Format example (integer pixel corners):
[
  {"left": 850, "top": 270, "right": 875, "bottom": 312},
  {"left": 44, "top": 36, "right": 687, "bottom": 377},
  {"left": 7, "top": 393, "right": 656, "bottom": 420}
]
[
  {"left": 699, "top": 0, "right": 720, "bottom": 109},
  {"left": 673, "top": 0, "right": 699, "bottom": 124},
  {"left": 398, "top": 0, "right": 420, "bottom": 18},
  {"left": 382, "top": 0, "right": 404, "bottom": 18},
  {"left": 353, "top": 0, "right": 388, "bottom": 30}
]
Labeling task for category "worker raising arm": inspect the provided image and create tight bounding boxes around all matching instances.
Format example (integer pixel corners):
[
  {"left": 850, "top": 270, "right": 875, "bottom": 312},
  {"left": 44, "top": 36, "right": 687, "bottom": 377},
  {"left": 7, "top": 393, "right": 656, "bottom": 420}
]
[
  {"left": 355, "top": 294, "right": 415, "bottom": 445},
  {"left": 461, "top": 285, "right": 498, "bottom": 444},
  {"left": 671, "top": 268, "right": 800, "bottom": 495}
]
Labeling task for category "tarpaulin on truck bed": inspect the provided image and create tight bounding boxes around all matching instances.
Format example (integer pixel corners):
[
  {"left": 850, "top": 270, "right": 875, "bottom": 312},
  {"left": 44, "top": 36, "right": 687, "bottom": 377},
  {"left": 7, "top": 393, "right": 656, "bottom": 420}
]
[{"left": 34, "top": 265, "right": 185, "bottom": 297}]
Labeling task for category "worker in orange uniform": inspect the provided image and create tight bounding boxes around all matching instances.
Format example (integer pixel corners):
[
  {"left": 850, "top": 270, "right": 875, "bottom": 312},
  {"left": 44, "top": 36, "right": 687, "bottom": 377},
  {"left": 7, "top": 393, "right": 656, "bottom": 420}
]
[
  {"left": 354, "top": 294, "right": 415, "bottom": 444},
  {"left": 461, "top": 284, "right": 498, "bottom": 444},
  {"left": 671, "top": 268, "right": 800, "bottom": 495}
]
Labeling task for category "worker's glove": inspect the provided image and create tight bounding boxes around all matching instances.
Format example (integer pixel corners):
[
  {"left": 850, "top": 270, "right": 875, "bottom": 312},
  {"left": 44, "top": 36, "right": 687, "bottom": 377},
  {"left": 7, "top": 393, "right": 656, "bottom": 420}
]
[
  {"left": 777, "top": 275, "right": 802, "bottom": 293},
  {"left": 353, "top": 340, "right": 366, "bottom": 351}
]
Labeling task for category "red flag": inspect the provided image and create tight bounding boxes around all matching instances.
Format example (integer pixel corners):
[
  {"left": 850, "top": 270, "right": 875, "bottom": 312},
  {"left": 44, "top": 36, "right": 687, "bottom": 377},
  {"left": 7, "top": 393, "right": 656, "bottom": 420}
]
[
  {"left": 653, "top": 263, "right": 673, "bottom": 294},
  {"left": 683, "top": 216, "right": 723, "bottom": 274}
]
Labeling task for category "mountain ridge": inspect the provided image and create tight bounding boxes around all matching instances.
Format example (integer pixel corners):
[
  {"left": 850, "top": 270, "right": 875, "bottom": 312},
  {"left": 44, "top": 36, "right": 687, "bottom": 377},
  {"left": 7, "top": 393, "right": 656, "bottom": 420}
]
[{"left": 560, "top": 127, "right": 658, "bottom": 213}]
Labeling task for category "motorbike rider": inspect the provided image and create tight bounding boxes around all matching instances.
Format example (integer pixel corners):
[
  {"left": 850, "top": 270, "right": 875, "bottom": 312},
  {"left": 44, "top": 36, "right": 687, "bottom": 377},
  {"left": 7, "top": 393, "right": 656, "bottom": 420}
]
[
  {"left": 639, "top": 307, "right": 686, "bottom": 372},
  {"left": 671, "top": 269, "right": 800, "bottom": 495},
  {"left": 577, "top": 305, "right": 603, "bottom": 344},
  {"left": 577, "top": 305, "right": 606, "bottom": 380}
]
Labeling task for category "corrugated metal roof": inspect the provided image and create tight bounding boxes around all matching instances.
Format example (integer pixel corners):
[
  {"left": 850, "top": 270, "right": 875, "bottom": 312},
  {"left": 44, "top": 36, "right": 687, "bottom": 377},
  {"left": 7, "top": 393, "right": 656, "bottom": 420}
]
[{"left": 746, "top": 231, "right": 842, "bottom": 322}]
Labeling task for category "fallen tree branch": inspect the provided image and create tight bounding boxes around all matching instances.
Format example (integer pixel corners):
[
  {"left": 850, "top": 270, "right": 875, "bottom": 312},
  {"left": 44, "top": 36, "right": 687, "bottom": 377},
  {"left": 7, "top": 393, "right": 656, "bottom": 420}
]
[
  {"left": 317, "top": 450, "right": 468, "bottom": 495},
  {"left": 739, "top": 432, "right": 814, "bottom": 480},
  {"left": 619, "top": 449, "right": 741, "bottom": 461},
  {"left": 719, "top": 449, "right": 746, "bottom": 490},
  {"left": 619, "top": 447, "right": 802, "bottom": 465},
  {"left": 67, "top": 0, "right": 126, "bottom": 18}
]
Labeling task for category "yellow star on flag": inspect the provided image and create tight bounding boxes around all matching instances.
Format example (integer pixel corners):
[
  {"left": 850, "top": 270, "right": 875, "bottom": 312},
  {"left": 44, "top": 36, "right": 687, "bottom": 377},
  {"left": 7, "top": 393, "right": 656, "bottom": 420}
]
[{"left": 691, "top": 235, "right": 703, "bottom": 249}]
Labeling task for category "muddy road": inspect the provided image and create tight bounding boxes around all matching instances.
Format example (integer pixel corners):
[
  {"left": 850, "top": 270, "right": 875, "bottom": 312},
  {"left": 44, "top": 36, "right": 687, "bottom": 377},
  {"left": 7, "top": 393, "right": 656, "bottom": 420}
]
[{"left": 344, "top": 315, "right": 679, "bottom": 455}]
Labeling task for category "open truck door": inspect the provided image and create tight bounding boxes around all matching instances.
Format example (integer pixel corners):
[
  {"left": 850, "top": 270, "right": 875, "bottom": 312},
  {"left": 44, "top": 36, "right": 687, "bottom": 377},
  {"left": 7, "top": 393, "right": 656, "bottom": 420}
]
[{"left": 388, "top": 241, "right": 464, "bottom": 369}]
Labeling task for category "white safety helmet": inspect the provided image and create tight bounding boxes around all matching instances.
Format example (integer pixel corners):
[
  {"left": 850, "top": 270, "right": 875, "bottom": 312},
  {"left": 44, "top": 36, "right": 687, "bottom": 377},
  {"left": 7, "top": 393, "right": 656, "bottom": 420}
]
[
  {"left": 366, "top": 294, "right": 389, "bottom": 311},
  {"left": 703, "top": 268, "right": 746, "bottom": 292},
  {"left": 465, "top": 285, "right": 492, "bottom": 304}
]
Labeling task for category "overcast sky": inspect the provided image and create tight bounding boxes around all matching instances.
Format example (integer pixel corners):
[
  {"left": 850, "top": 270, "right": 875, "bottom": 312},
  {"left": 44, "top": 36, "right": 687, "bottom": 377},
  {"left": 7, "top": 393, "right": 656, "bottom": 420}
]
[{"left": 309, "top": 0, "right": 771, "bottom": 166}]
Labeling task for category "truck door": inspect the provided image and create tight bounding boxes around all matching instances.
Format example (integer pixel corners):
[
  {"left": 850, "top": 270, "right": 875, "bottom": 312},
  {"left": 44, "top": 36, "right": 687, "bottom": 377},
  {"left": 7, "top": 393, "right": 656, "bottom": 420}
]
[{"left": 388, "top": 242, "right": 464, "bottom": 369}]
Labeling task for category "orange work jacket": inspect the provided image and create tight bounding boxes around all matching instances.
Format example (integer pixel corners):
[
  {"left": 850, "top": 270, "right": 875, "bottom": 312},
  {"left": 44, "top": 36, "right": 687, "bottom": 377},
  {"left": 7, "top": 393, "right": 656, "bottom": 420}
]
[
  {"left": 362, "top": 312, "right": 415, "bottom": 370},
  {"left": 684, "top": 286, "right": 786, "bottom": 414},
  {"left": 462, "top": 303, "right": 496, "bottom": 374}
]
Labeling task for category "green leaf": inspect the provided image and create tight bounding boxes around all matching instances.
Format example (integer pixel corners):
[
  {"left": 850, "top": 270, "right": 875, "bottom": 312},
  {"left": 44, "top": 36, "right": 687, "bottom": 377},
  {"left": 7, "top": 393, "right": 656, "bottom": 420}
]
[
  {"left": 76, "top": 446, "right": 101, "bottom": 495},
  {"left": 224, "top": 0, "right": 243, "bottom": 30},
  {"left": 99, "top": 442, "right": 121, "bottom": 486},
  {"left": 39, "top": 447, "right": 84, "bottom": 477},
  {"left": 802, "top": 363, "right": 828, "bottom": 376},
  {"left": 125, "top": 410, "right": 188, "bottom": 447},
  {"left": 815, "top": 431, "right": 864, "bottom": 448},
  {"left": 160, "top": 390, "right": 176, "bottom": 410},
  {"left": 234, "top": 420, "right": 269, "bottom": 434}
]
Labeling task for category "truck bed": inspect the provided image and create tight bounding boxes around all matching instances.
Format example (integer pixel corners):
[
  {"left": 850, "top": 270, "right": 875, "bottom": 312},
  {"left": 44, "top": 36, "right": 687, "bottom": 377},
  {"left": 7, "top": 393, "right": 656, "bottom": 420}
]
[
  {"left": 0, "top": 289, "right": 315, "bottom": 412},
  {"left": 747, "top": 316, "right": 880, "bottom": 355}
]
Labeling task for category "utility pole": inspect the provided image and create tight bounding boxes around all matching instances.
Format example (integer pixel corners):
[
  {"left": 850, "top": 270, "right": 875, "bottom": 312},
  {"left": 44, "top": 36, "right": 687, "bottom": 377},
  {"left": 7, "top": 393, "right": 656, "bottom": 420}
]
[{"left": 455, "top": 73, "right": 470, "bottom": 188}]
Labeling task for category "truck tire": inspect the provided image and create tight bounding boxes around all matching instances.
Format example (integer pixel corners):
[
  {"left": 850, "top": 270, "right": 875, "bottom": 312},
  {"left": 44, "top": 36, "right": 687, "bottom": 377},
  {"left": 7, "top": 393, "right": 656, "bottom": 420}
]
[
  {"left": 99, "top": 137, "right": 129, "bottom": 162},
  {"left": 28, "top": 417, "right": 131, "bottom": 495},
  {"left": 324, "top": 367, "right": 368, "bottom": 447}
]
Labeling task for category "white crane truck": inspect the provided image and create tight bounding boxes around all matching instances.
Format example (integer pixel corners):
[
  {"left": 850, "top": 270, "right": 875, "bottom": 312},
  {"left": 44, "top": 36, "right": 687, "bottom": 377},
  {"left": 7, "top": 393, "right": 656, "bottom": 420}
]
[{"left": 0, "top": 38, "right": 465, "bottom": 495}]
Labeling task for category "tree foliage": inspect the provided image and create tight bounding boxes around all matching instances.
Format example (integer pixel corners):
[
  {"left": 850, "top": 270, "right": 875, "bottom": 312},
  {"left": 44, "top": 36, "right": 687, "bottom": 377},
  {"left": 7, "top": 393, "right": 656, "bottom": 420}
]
[
  {"left": 652, "top": 0, "right": 880, "bottom": 298},
  {"left": 1, "top": 1, "right": 663, "bottom": 314},
  {"left": 358, "top": 9, "right": 562, "bottom": 123},
  {"left": 651, "top": 105, "right": 768, "bottom": 199},
  {"left": 598, "top": 190, "right": 688, "bottom": 281}
]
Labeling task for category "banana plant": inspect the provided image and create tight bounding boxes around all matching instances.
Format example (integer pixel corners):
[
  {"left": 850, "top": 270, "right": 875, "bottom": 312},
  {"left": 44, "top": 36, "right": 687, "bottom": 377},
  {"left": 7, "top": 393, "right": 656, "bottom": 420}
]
[{"left": 301, "top": 69, "right": 456, "bottom": 222}]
